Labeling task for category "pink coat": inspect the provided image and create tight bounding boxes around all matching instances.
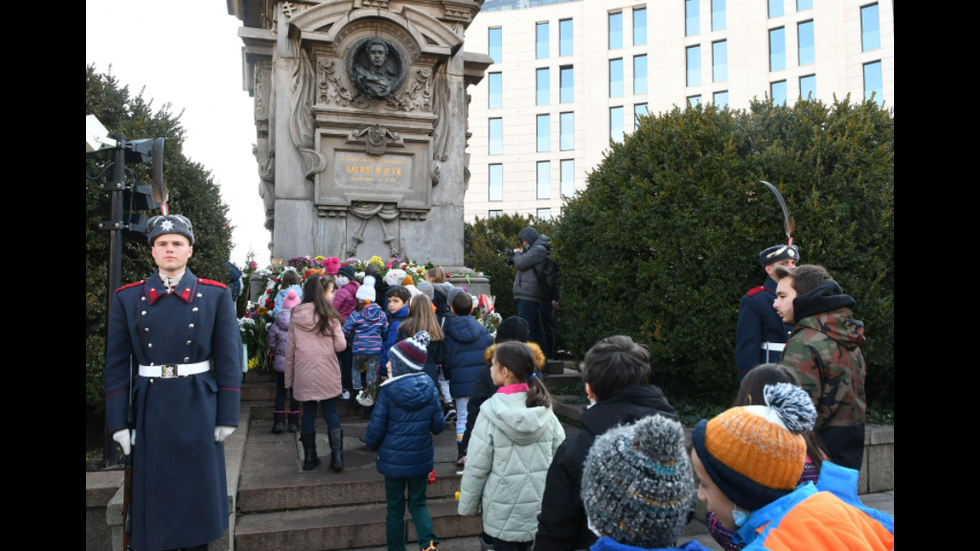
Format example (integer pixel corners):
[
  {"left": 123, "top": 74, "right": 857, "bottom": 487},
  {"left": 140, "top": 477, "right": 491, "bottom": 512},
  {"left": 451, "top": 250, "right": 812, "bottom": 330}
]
[
  {"left": 284, "top": 303, "right": 347, "bottom": 402},
  {"left": 333, "top": 281, "right": 361, "bottom": 321}
]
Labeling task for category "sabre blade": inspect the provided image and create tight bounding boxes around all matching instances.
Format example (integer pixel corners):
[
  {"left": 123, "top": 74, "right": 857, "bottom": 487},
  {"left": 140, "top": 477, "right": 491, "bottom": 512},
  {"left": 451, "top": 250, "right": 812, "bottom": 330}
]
[{"left": 759, "top": 180, "right": 795, "bottom": 243}]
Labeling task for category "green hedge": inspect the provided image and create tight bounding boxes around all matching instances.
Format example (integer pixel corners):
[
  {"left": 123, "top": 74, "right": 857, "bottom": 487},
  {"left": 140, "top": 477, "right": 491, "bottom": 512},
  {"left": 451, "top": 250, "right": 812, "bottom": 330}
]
[{"left": 553, "top": 98, "right": 894, "bottom": 406}]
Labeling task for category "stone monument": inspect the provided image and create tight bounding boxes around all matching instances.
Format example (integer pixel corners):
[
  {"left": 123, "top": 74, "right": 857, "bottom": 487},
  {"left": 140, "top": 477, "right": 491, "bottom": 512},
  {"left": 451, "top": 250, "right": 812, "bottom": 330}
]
[{"left": 229, "top": 0, "right": 492, "bottom": 284}]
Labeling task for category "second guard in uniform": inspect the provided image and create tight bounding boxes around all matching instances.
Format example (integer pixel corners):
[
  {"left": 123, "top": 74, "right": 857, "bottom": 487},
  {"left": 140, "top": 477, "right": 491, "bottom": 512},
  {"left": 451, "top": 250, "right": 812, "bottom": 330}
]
[
  {"left": 734, "top": 245, "right": 799, "bottom": 381},
  {"left": 105, "top": 214, "right": 242, "bottom": 551}
]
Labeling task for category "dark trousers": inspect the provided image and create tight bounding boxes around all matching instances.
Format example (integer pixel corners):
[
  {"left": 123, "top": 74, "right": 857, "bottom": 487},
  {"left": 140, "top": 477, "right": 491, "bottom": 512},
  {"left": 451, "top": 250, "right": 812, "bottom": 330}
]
[
  {"left": 384, "top": 475, "right": 437, "bottom": 551},
  {"left": 494, "top": 540, "right": 533, "bottom": 551},
  {"left": 338, "top": 346, "right": 353, "bottom": 393},
  {"left": 539, "top": 298, "right": 555, "bottom": 360},
  {"left": 818, "top": 423, "right": 866, "bottom": 471},
  {"left": 275, "top": 371, "right": 300, "bottom": 412},
  {"left": 517, "top": 300, "right": 546, "bottom": 354},
  {"left": 301, "top": 399, "right": 340, "bottom": 432}
]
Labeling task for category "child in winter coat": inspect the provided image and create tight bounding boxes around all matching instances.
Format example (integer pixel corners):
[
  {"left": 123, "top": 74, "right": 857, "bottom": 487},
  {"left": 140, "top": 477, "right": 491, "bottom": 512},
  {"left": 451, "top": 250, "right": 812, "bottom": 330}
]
[
  {"left": 266, "top": 289, "right": 302, "bottom": 433},
  {"left": 341, "top": 275, "right": 389, "bottom": 400},
  {"left": 458, "top": 341, "right": 565, "bottom": 551},
  {"left": 363, "top": 331, "right": 446, "bottom": 551},
  {"left": 581, "top": 414, "right": 710, "bottom": 551},
  {"left": 397, "top": 294, "right": 445, "bottom": 388},
  {"left": 272, "top": 268, "right": 303, "bottom": 316},
  {"left": 705, "top": 364, "right": 828, "bottom": 551},
  {"left": 380, "top": 286, "right": 411, "bottom": 378},
  {"left": 333, "top": 264, "right": 359, "bottom": 399}
]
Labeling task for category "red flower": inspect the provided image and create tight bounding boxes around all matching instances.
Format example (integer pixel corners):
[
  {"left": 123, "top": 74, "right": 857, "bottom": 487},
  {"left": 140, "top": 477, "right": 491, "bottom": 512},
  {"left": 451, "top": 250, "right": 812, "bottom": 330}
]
[{"left": 273, "top": 278, "right": 279, "bottom": 282}]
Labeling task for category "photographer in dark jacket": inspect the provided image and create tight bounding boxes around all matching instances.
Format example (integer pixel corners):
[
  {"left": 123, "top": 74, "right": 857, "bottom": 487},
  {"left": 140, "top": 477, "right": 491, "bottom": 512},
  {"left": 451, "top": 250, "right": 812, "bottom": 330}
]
[
  {"left": 535, "top": 336, "right": 677, "bottom": 551},
  {"left": 512, "top": 226, "right": 551, "bottom": 353}
]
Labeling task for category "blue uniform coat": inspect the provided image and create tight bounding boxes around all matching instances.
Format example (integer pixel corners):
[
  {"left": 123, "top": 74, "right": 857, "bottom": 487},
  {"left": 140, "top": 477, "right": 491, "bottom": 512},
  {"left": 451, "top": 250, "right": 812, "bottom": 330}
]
[
  {"left": 442, "top": 313, "right": 495, "bottom": 398},
  {"left": 363, "top": 372, "right": 446, "bottom": 479},
  {"left": 104, "top": 269, "right": 242, "bottom": 551},
  {"left": 735, "top": 277, "right": 794, "bottom": 381}
]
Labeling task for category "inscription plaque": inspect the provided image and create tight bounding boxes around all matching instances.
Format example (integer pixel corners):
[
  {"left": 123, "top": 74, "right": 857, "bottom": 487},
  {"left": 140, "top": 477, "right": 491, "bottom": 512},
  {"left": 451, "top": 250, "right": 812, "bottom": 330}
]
[{"left": 335, "top": 152, "right": 413, "bottom": 189}]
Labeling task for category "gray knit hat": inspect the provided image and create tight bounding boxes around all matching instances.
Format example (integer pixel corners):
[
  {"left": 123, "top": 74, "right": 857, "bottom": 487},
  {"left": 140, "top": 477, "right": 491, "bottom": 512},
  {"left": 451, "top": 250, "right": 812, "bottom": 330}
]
[
  {"left": 446, "top": 285, "right": 466, "bottom": 308},
  {"left": 581, "top": 415, "right": 695, "bottom": 549},
  {"left": 416, "top": 279, "right": 434, "bottom": 300}
]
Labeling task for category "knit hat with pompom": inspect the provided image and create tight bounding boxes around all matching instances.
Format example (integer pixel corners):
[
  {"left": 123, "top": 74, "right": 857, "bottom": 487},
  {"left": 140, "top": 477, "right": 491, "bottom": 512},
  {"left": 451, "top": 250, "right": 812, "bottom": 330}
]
[
  {"left": 389, "top": 331, "right": 430, "bottom": 378},
  {"left": 356, "top": 276, "right": 377, "bottom": 302},
  {"left": 282, "top": 289, "right": 302, "bottom": 310}
]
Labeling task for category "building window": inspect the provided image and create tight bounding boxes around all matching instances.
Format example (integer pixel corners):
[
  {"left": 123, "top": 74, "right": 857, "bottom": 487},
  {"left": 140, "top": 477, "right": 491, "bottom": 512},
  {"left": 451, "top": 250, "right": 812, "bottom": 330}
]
[
  {"left": 799, "top": 75, "right": 816, "bottom": 100},
  {"left": 712, "top": 40, "right": 727, "bottom": 82},
  {"left": 489, "top": 118, "right": 502, "bottom": 155},
  {"left": 769, "top": 27, "right": 786, "bottom": 72},
  {"left": 537, "top": 68, "right": 550, "bottom": 105},
  {"left": 713, "top": 91, "right": 729, "bottom": 107},
  {"left": 769, "top": 0, "right": 783, "bottom": 18},
  {"left": 771, "top": 80, "right": 787, "bottom": 105},
  {"left": 489, "top": 210, "right": 503, "bottom": 218},
  {"left": 489, "top": 164, "right": 503, "bottom": 202},
  {"left": 798, "top": 21, "right": 814, "bottom": 66},
  {"left": 609, "top": 12, "right": 623, "bottom": 49},
  {"left": 560, "top": 19, "right": 573, "bottom": 56},
  {"left": 712, "top": 0, "right": 726, "bottom": 31},
  {"left": 489, "top": 28, "right": 502, "bottom": 63},
  {"left": 560, "top": 66, "right": 574, "bottom": 103},
  {"left": 634, "top": 103, "right": 648, "bottom": 131},
  {"left": 609, "top": 58, "right": 624, "bottom": 98},
  {"left": 488, "top": 73, "right": 502, "bottom": 109},
  {"left": 536, "top": 22, "right": 549, "bottom": 59},
  {"left": 561, "top": 159, "right": 575, "bottom": 197},
  {"left": 864, "top": 61, "right": 883, "bottom": 105},
  {"left": 685, "top": 0, "right": 699, "bottom": 36},
  {"left": 634, "top": 55, "right": 648, "bottom": 95},
  {"left": 610, "top": 106, "right": 624, "bottom": 144},
  {"left": 688, "top": 95, "right": 702, "bottom": 107},
  {"left": 537, "top": 114, "right": 551, "bottom": 152},
  {"left": 862, "top": 4, "right": 880, "bottom": 52},
  {"left": 537, "top": 161, "right": 551, "bottom": 199},
  {"left": 560, "top": 112, "right": 574, "bottom": 151},
  {"left": 686, "top": 45, "right": 701, "bottom": 87},
  {"left": 797, "top": 0, "right": 812, "bottom": 9},
  {"left": 633, "top": 8, "right": 647, "bottom": 46},
  {"left": 537, "top": 208, "right": 552, "bottom": 220}
]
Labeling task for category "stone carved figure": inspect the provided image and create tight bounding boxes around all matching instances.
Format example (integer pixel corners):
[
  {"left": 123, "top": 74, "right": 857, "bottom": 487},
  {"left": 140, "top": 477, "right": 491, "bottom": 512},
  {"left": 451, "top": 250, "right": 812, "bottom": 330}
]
[
  {"left": 347, "top": 37, "right": 406, "bottom": 102},
  {"left": 347, "top": 203, "right": 402, "bottom": 258}
]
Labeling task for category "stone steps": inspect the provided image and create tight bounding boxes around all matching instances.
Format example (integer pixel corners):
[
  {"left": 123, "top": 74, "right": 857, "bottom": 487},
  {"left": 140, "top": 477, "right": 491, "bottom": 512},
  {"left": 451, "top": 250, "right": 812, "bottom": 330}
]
[{"left": 245, "top": 399, "right": 363, "bottom": 420}]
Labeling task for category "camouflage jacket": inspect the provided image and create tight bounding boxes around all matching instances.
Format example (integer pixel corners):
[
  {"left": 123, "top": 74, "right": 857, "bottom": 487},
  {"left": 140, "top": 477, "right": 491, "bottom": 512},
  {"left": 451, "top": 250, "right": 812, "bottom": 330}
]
[{"left": 779, "top": 307, "right": 866, "bottom": 428}]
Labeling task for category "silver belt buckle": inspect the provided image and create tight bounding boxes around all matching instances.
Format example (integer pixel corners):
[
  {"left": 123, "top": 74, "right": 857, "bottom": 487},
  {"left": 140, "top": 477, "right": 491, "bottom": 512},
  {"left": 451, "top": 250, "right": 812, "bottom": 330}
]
[{"left": 160, "top": 364, "right": 178, "bottom": 378}]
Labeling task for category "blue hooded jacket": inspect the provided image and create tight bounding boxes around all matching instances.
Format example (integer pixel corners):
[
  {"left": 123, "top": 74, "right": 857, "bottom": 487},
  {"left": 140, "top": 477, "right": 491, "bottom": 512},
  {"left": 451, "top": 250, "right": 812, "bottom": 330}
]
[
  {"left": 380, "top": 305, "right": 409, "bottom": 372},
  {"left": 590, "top": 539, "right": 711, "bottom": 551},
  {"left": 364, "top": 372, "right": 446, "bottom": 479},
  {"left": 442, "top": 313, "right": 494, "bottom": 398}
]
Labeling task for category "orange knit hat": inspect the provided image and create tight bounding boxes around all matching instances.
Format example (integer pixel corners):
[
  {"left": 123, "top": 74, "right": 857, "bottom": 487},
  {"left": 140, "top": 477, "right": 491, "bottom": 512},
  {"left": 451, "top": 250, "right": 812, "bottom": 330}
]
[{"left": 402, "top": 275, "right": 415, "bottom": 286}]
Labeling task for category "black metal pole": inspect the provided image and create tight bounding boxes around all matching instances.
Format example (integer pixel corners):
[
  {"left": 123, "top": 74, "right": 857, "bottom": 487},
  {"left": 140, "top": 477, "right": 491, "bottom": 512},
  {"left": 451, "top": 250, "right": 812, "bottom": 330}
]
[{"left": 104, "top": 134, "right": 126, "bottom": 468}]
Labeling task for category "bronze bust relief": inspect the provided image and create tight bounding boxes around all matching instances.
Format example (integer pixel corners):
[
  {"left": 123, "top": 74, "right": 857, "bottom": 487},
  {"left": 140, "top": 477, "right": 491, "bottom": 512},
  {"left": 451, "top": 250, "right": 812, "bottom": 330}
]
[{"left": 347, "top": 37, "right": 407, "bottom": 101}]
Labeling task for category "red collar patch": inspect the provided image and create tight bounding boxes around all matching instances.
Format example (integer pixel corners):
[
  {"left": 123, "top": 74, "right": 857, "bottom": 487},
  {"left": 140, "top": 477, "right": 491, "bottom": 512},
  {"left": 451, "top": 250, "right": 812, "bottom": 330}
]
[{"left": 147, "top": 283, "right": 195, "bottom": 304}]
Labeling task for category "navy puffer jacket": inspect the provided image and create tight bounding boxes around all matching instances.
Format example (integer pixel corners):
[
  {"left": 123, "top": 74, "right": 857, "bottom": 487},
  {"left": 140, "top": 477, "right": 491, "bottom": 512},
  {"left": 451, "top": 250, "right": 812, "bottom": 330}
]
[
  {"left": 364, "top": 372, "right": 446, "bottom": 479},
  {"left": 443, "top": 313, "right": 495, "bottom": 398}
]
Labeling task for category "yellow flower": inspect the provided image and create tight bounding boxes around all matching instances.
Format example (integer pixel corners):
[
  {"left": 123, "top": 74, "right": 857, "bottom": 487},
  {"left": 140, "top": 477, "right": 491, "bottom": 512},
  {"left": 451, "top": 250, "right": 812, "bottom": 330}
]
[
  {"left": 248, "top": 357, "right": 259, "bottom": 370},
  {"left": 256, "top": 306, "right": 268, "bottom": 316},
  {"left": 313, "top": 255, "right": 325, "bottom": 262}
]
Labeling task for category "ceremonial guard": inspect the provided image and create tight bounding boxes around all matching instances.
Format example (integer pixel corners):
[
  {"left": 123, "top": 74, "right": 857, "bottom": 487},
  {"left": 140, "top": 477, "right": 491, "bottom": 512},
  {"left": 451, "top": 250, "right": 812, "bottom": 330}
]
[
  {"left": 735, "top": 245, "right": 799, "bottom": 381},
  {"left": 105, "top": 214, "right": 242, "bottom": 551}
]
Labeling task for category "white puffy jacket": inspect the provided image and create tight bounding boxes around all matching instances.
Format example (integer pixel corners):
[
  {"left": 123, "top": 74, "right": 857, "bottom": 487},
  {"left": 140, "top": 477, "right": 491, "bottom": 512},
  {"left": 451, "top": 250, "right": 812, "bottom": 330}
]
[{"left": 458, "top": 391, "right": 565, "bottom": 542}]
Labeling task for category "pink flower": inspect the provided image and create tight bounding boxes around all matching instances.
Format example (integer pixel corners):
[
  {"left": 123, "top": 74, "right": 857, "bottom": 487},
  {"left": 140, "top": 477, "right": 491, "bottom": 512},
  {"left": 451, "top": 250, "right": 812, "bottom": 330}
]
[
  {"left": 249, "top": 261, "right": 258, "bottom": 269},
  {"left": 385, "top": 262, "right": 393, "bottom": 268}
]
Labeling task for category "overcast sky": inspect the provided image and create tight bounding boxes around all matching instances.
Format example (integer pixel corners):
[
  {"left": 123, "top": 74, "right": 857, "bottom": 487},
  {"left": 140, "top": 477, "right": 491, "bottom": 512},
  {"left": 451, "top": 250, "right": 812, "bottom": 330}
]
[{"left": 87, "top": 0, "right": 271, "bottom": 266}]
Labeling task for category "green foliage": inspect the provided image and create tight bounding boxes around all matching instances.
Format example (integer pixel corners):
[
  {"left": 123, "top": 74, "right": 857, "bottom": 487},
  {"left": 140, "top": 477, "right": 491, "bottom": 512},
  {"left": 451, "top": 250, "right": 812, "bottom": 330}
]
[
  {"left": 464, "top": 213, "right": 557, "bottom": 320},
  {"left": 554, "top": 98, "right": 894, "bottom": 406},
  {"left": 85, "top": 65, "right": 234, "bottom": 407}
]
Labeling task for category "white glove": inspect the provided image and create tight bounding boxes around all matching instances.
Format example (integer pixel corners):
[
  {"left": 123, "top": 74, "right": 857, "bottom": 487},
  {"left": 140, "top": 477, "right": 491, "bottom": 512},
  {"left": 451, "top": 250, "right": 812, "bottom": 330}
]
[
  {"left": 215, "top": 426, "right": 235, "bottom": 442},
  {"left": 112, "top": 429, "right": 132, "bottom": 455}
]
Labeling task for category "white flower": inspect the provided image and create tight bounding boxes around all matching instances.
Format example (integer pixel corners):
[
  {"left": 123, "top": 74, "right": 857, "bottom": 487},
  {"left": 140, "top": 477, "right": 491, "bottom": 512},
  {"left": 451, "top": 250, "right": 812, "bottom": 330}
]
[{"left": 355, "top": 272, "right": 365, "bottom": 281}]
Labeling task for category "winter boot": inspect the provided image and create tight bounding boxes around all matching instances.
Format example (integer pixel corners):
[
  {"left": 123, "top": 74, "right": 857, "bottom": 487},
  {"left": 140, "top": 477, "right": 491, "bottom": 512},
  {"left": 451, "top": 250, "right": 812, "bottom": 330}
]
[
  {"left": 455, "top": 441, "right": 466, "bottom": 474},
  {"left": 444, "top": 401, "right": 456, "bottom": 424},
  {"left": 300, "top": 432, "right": 321, "bottom": 471},
  {"left": 271, "top": 411, "right": 285, "bottom": 434},
  {"left": 328, "top": 428, "right": 344, "bottom": 472},
  {"left": 287, "top": 410, "right": 300, "bottom": 433}
]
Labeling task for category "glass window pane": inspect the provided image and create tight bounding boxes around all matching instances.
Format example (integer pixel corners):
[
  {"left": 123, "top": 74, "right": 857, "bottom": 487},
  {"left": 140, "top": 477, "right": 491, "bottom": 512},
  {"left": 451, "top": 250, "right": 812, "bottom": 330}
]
[
  {"left": 560, "top": 112, "right": 574, "bottom": 151},
  {"left": 537, "top": 162, "right": 551, "bottom": 199},
  {"left": 798, "top": 21, "right": 814, "bottom": 66},
  {"left": 686, "top": 0, "right": 700, "bottom": 36},
  {"left": 609, "top": 59, "right": 624, "bottom": 97},
  {"left": 560, "top": 19, "right": 573, "bottom": 56},
  {"left": 634, "top": 103, "right": 648, "bottom": 131},
  {"left": 713, "top": 91, "right": 729, "bottom": 107},
  {"left": 687, "top": 45, "right": 701, "bottom": 87},
  {"left": 537, "top": 68, "right": 550, "bottom": 105},
  {"left": 769, "top": 0, "right": 783, "bottom": 18},
  {"left": 609, "top": 12, "right": 623, "bottom": 49},
  {"left": 769, "top": 28, "right": 785, "bottom": 71},
  {"left": 537, "top": 208, "right": 552, "bottom": 220},
  {"left": 536, "top": 22, "right": 549, "bottom": 59},
  {"left": 537, "top": 114, "right": 551, "bottom": 152},
  {"left": 688, "top": 95, "right": 702, "bottom": 107},
  {"left": 489, "top": 210, "right": 503, "bottom": 218},
  {"left": 797, "top": 0, "right": 812, "bottom": 9},
  {"left": 864, "top": 61, "right": 883, "bottom": 105},
  {"left": 560, "top": 67, "right": 574, "bottom": 103},
  {"left": 489, "top": 165, "right": 503, "bottom": 202},
  {"left": 800, "top": 75, "right": 816, "bottom": 100},
  {"left": 489, "top": 118, "right": 502, "bottom": 155},
  {"left": 610, "top": 106, "right": 624, "bottom": 144},
  {"left": 713, "top": 41, "right": 727, "bottom": 82},
  {"left": 771, "top": 80, "right": 787, "bottom": 105},
  {"left": 712, "top": 0, "right": 726, "bottom": 31},
  {"left": 489, "top": 73, "right": 502, "bottom": 109},
  {"left": 489, "top": 28, "right": 502, "bottom": 63},
  {"left": 561, "top": 159, "right": 575, "bottom": 197},
  {"left": 634, "top": 55, "right": 648, "bottom": 95},
  {"left": 633, "top": 8, "right": 647, "bottom": 46},
  {"left": 862, "top": 4, "right": 880, "bottom": 52}
]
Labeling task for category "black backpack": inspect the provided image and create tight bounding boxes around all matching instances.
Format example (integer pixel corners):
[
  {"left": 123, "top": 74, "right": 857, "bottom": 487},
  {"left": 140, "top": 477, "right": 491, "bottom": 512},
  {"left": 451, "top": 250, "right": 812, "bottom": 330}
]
[{"left": 531, "top": 251, "right": 558, "bottom": 297}]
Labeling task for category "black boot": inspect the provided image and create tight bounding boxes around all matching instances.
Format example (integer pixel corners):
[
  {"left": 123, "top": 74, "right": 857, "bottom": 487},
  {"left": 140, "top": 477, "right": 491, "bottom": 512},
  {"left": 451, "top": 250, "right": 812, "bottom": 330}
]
[
  {"left": 287, "top": 410, "right": 300, "bottom": 433},
  {"left": 300, "top": 431, "right": 320, "bottom": 471},
  {"left": 328, "top": 428, "right": 344, "bottom": 472},
  {"left": 455, "top": 441, "right": 466, "bottom": 474},
  {"left": 271, "top": 411, "right": 285, "bottom": 434}
]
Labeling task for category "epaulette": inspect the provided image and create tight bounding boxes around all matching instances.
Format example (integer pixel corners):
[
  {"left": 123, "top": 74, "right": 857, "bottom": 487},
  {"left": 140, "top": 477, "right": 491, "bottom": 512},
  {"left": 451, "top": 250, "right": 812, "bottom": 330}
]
[
  {"left": 197, "top": 278, "right": 228, "bottom": 289},
  {"left": 115, "top": 280, "right": 144, "bottom": 293},
  {"left": 746, "top": 285, "right": 767, "bottom": 297}
]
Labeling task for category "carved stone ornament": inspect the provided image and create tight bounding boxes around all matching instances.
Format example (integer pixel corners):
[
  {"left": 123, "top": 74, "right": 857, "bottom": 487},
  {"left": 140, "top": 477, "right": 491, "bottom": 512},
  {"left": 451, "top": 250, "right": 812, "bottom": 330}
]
[
  {"left": 385, "top": 67, "right": 432, "bottom": 112},
  {"left": 346, "top": 37, "right": 408, "bottom": 104},
  {"left": 347, "top": 203, "right": 402, "bottom": 257},
  {"left": 347, "top": 124, "right": 404, "bottom": 155}
]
